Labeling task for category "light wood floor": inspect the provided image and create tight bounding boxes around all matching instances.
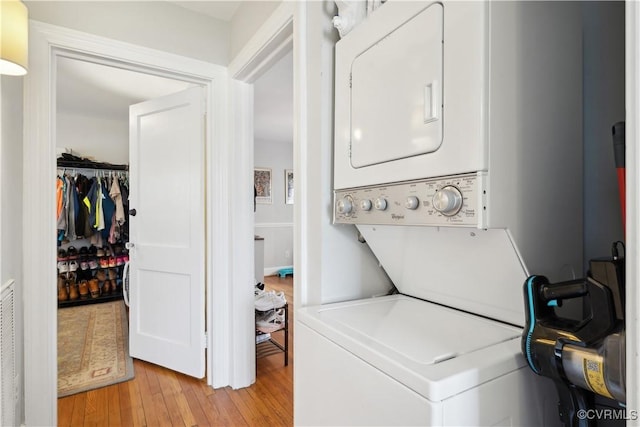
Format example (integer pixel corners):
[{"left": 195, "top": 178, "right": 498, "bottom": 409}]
[{"left": 58, "top": 275, "right": 294, "bottom": 426}]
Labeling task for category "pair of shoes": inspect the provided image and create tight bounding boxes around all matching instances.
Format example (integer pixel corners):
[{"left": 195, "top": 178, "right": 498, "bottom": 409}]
[
  {"left": 108, "top": 268, "right": 117, "bottom": 280},
  {"left": 57, "top": 261, "right": 69, "bottom": 273},
  {"left": 256, "top": 308, "right": 285, "bottom": 333},
  {"left": 57, "top": 249, "right": 68, "bottom": 261},
  {"left": 255, "top": 290, "right": 286, "bottom": 311},
  {"left": 254, "top": 282, "right": 265, "bottom": 295},
  {"left": 68, "top": 276, "right": 79, "bottom": 300},
  {"left": 78, "top": 280, "right": 89, "bottom": 299},
  {"left": 256, "top": 332, "right": 271, "bottom": 344},
  {"left": 95, "top": 269, "right": 107, "bottom": 281},
  {"left": 58, "top": 274, "right": 69, "bottom": 302},
  {"left": 67, "top": 246, "right": 78, "bottom": 259},
  {"left": 102, "top": 280, "right": 112, "bottom": 295},
  {"left": 89, "top": 279, "right": 100, "bottom": 298},
  {"left": 68, "top": 260, "right": 79, "bottom": 272}
]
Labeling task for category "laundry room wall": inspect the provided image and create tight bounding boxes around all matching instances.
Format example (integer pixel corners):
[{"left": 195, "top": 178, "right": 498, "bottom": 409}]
[
  {"left": 0, "top": 76, "right": 25, "bottom": 426},
  {"left": 254, "top": 139, "right": 293, "bottom": 275},
  {"left": 294, "top": 1, "right": 393, "bottom": 306},
  {"left": 583, "top": 1, "right": 626, "bottom": 267},
  {"left": 230, "top": 0, "right": 282, "bottom": 59},
  {"left": 24, "top": 1, "right": 230, "bottom": 65}
]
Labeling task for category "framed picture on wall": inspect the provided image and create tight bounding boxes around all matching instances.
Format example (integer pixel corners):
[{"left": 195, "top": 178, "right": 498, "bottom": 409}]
[
  {"left": 254, "top": 167, "right": 272, "bottom": 204},
  {"left": 285, "top": 169, "right": 294, "bottom": 204}
]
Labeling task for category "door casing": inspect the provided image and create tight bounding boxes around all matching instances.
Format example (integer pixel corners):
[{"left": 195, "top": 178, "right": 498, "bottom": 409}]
[{"left": 23, "top": 21, "right": 228, "bottom": 426}]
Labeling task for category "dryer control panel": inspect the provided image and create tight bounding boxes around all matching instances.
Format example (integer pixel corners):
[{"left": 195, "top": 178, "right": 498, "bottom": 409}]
[{"left": 334, "top": 173, "right": 486, "bottom": 228}]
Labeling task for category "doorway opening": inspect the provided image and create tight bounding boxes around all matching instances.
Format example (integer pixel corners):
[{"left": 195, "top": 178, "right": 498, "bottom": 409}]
[
  {"left": 55, "top": 55, "right": 201, "bottom": 397},
  {"left": 24, "top": 22, "right": 228, "bottom": 425},
  {"left": 252, "top": 49, "right": 294, "bottom": 373}
]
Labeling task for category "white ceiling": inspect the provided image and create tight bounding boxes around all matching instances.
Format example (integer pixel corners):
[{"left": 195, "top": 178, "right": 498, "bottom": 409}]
[
  {"left": 167, "top": 1, "right": 242, "bottom": 21},
  {"left": 56, "top": 57, "right": 194, "bottom": 121},
  {"left": 57, "top": 48, "right": 293, "bottom": 145}
]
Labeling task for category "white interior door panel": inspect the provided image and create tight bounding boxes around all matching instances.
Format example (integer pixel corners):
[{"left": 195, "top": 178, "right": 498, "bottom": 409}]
[{"left": 128, "top": 86, "right": 205, "bottom": 378}]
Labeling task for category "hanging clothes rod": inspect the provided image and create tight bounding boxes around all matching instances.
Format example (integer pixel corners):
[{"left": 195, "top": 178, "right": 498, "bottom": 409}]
[
  {"left": 57, "top": 159, "right": 128, "bottom": 171},
  {"left": 57, "top": 167, "right": 129, "bottom": 177}
]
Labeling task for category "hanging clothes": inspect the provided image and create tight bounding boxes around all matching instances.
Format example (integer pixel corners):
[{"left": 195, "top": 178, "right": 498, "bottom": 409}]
[
  {"left": 100, "top": 178, "right": 116, "bottom": 241},
  {"left": 119, "top": 176, "right": 130, "bottom": 242},
  {"left": 109, "top": 176, "right": 125, "bottom": 225},
  {"left": 56, "top": 167, "right": 129, "bottom": 245},
  {"left": 95, "top": 178, "right": 105, "bottom": 232},
  {"left": 56, "top": 176, "right": 67, "bottom": 245},
  {"left": 75, "top": 174, "right": 92, "bottom": 239},
  {"left": 56, "top": 177, "right": 64, "bottom": 221},
  {"left": 64, "top": 175, "right": 77, "bottom": 241},
  {"left": 84, "top": 177, "right": 99, "bottom": 230}
]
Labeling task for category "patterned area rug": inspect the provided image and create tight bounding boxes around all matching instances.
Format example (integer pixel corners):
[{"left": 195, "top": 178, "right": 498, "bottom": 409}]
[{"left": 58, "top": 300, "right": 134, "bottom": 397}]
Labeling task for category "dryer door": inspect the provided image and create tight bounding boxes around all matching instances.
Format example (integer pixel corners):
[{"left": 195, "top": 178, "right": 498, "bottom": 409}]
[{"left": 350, "top": 3, "right": 443, "bottom": 168}]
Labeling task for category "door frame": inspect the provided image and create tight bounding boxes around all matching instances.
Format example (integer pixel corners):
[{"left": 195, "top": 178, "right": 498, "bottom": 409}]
[
  {"left": 226, "top": 1, "right": 296, "bottom": 388},
  {"left": 23, "top": 21, "right": 228, "bottom": 426},
  {"left": 626, "top": 0, "right": 640, "bottom": 416}
]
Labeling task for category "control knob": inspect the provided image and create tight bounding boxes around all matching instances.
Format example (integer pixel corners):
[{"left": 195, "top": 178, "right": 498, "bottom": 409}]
[
  {"left": 336, "top": 197, "right": 353, "bottom": 215},
  {"left": 432, "top": 186, "right": 463, "bottom": 216},
  {"left": 405, "top": 196, "right": 420, "bottom": 210},
  {"left": 374, "top": 198, "right": 387, "bottom": 211},
  {"left": 359, "top": 199, "right": 372, "bottom": 211}
]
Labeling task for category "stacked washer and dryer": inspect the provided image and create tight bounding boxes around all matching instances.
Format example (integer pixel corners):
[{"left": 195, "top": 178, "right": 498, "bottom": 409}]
[{"left": 297, "top": 1, "right": 583, "bottom": 425}]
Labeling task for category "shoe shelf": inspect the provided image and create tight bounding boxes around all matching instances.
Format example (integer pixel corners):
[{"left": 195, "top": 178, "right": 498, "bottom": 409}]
[
  {"left": 255, "top": 303, "right": 289, "bottom": 367},
  {"left": 57, "top": 253, "right": 127, "bottom": 309}
]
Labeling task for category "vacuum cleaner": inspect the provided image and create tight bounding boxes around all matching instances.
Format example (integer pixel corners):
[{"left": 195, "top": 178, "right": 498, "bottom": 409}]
[
  {"left": 522, "top": 264, "right": 625, "bottom": 426},
  {"left": 521, "top": 123, "right": 626, "bottom": 427}
]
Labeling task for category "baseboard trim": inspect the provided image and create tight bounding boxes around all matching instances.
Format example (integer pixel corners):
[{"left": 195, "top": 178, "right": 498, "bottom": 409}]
[{"left": 264, "top": 265, "right": 294, "bottom": 277}]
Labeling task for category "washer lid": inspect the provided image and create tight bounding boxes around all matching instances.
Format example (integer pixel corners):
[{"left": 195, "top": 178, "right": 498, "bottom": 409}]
[
  {"left": 316, "top": 295, "right": 519, "bottom": 365},
  {"left": 298, "top": 295, "right": 525, "bottom": 401}
]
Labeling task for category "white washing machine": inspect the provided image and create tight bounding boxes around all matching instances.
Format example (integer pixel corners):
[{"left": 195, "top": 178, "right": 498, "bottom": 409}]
[
  {"left": 296, "top": 0, "right": 584, "bottom": 425},
  {"left": 296, "top": 295, "right": 556, "bottom": 426}
]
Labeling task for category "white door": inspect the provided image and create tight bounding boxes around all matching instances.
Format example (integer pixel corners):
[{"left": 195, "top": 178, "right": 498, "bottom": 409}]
[{"left": 128, "top": 86, "right": 206, "bottom": 378}]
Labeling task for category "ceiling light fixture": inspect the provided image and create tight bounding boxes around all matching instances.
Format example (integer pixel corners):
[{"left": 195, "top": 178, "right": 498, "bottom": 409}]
[{"left": 0, "top": 0, "right": 29, "bottom": 76}]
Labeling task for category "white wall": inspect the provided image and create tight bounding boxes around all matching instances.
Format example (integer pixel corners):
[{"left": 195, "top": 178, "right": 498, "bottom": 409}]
[
  {"left": 583, "top": 2, "right": 626, "bottom": 265},
  {"left": 25, "top": 1, "right": 230, "bottom": 65},
  {"left": 254, "top": 139, "right": 293, "bottom": 273},
  {"left": 57, "top": 110, "right": 128, "bottom": 165},
  {"left": 230, "top": 1, "right": 282, "bottom": 59},
  {"left": 294, "top": 1, "right": 393, "bottom": 308},
  {"left": 0, "top": 76, "right": 25, "bottom": 426}
]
